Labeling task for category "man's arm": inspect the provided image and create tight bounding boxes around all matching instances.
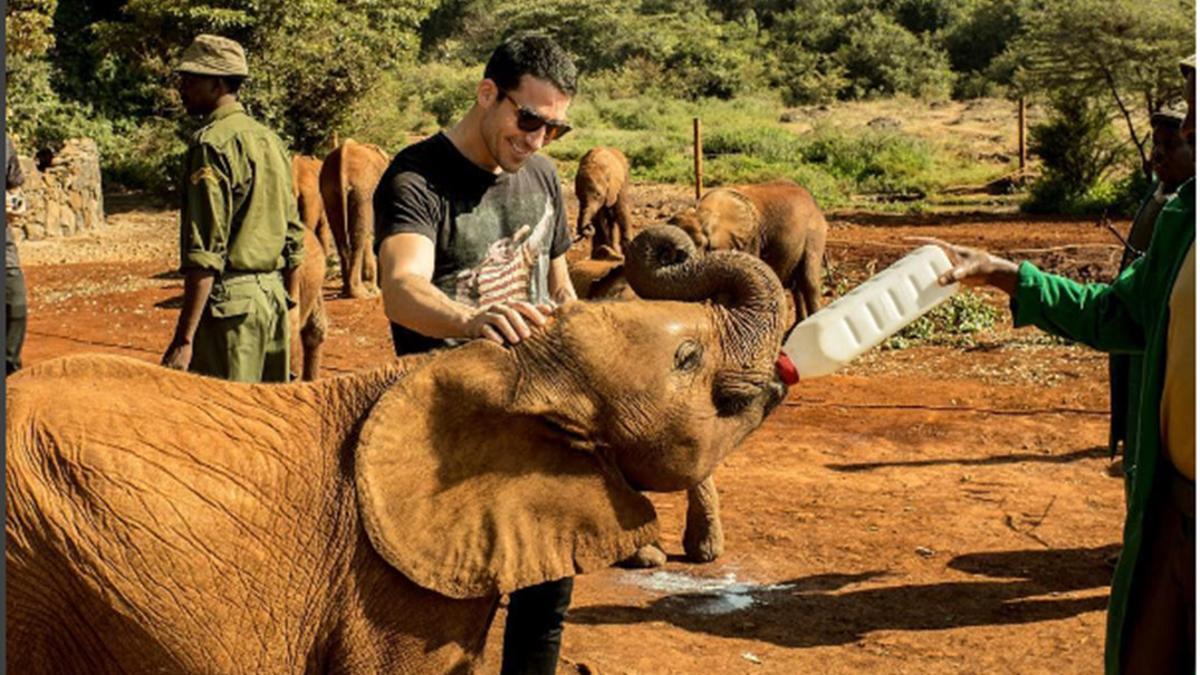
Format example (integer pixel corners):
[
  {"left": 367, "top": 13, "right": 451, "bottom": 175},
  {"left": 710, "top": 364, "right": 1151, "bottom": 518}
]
[
  {"left": 162, "top": 269, "right": 216, "bottom": 369},
  {"left": 379, "top": 233, "right": 551, "bottom": 345},
  {"left": 922, "top": 237, "right": 1145, "bottom": 353},
  {"left": 166, "top": 143, "right": 231, "bottom": 368},
  {"left": 548, "top": 254, "right": 576, "bottom": 305}
]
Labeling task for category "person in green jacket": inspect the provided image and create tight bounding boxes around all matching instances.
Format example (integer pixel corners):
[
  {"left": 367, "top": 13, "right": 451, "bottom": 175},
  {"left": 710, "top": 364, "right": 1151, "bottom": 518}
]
[
  {"left": 161, "top": 34, "right": 305, "bottom": 382},
  {"left": 1109, "top": 108, "right": 1193, "bottom": 495},
  {"left": 926, "top": 55, "right": 1195, "bottom": 675}
]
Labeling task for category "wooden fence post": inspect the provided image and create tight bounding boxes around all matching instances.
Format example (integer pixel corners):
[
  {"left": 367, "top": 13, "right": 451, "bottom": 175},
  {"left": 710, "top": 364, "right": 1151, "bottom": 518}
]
[{"left": 1018, "top": 97, "right": 1026, "bottom": 172}]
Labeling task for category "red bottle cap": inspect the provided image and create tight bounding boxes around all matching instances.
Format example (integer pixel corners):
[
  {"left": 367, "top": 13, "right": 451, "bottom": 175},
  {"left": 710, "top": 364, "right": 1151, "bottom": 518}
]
[{"left": 775, "top": 351, "right": 799, "bottom": 385}]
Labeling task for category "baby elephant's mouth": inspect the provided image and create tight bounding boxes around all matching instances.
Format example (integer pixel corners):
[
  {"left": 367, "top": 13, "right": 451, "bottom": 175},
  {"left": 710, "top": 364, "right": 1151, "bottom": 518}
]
[{"left": 763, "top": 378, "right": 787, "bottom": 415}]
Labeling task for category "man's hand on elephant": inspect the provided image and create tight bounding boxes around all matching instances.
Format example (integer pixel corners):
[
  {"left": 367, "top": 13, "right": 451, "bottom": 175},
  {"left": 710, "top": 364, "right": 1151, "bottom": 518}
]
[
  {"left": 161, "top": 339, "right": 193, "bottom": 371},
  {"left": 909, "top": 236, "right": 1020, "bottom": 296},
  {"left": 465, "top": 301, "right": 554, "bottom": 345}
]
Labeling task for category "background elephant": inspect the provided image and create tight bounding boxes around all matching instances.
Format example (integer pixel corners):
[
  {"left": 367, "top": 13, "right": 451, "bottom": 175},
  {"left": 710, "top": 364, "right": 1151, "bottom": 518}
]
[
  {"left": 671, "top": 178, "right": 828, "bottom": 330},
  {"left": 319, "top": 139, "right": 390, "bottom": 299},
  {"left": 7, "top": 227, "right": 790, "bottom": 674},
  {"left": 576, "top": 146, "right": 634, "bottom": 258},
  {"left": 291, "top": 155, "right": 331, "bottom": 380}
]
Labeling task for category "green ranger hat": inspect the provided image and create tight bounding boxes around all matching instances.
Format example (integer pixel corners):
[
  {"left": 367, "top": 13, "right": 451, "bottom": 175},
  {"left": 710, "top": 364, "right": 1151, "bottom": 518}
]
[{"left": 175, "top": 34, "right": 249, "bottom": 77}]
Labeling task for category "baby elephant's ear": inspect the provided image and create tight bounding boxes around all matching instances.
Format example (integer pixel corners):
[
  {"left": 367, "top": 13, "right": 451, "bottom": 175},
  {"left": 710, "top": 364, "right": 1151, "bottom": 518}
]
[{"left": 355, "top": 348, "right": 659, "bottom": 599}]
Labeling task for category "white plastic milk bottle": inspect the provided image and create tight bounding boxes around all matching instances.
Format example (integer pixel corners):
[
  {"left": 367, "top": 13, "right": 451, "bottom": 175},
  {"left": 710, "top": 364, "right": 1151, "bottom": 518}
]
[{"left": 782, "top": 244, "right": 959, "bottom": 378}]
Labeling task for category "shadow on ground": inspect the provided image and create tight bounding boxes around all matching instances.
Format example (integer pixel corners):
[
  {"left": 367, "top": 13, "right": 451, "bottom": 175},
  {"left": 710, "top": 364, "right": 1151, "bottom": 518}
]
[
  {"left": 570, "top": 544, "right": 1118, "bottom": 648},
  {"left": 826, "top": 446, "right": 1109, "bottom": 473}
]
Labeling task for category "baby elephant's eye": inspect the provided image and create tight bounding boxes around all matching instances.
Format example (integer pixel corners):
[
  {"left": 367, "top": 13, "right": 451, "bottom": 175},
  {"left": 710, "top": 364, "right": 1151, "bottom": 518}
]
[
  {"left": 713, "top": 389, "right": 756, "bottom": 417},
  {"left": 674, "top": 340, "right": 703, "bottom": 372}
]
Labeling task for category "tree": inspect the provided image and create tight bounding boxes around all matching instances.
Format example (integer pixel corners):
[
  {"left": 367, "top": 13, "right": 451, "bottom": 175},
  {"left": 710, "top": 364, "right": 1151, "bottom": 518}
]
[
  {"left": 835, "top": 10, "right": 955, "bottom": 100},
  {"left": 79, "top": 0, "right": 437, "bottom": 151},
  {"left": 1006, "top": 0, "right": 1194, "bottom": 179}
]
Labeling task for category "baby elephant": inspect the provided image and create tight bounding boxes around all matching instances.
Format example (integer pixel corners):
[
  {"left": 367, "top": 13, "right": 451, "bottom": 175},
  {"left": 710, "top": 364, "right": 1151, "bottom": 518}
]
[
  {"left": 576, "top": 146, "right": 634, "bottom": 258},
  {"left": 671, "top": 178, "right": 828, "bottom": 329}
]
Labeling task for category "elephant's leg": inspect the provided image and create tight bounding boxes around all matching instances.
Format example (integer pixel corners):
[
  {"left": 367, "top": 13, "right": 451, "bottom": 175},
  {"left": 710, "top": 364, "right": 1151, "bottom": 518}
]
[
  {"left": 614, "top": 190, "right": 634, "bottom": 256},
  {"left": 683, "top": 475, "right": 724, "bottom": 563},
  {"left": 616, "top": 542, "right": 667, "bottom": 568},
  {"left": 797, "top": 237, "right": 825, "bottom": 327},
  {"left": 362, "top": 208, "right": 380, "bottom": 296},
  {"left": 289, "top": 312, "right": 305, "bottom": 381},
  {"left": 590, "top": 211, "right": 614, "bottom": 259},
  {"left": 345, "top": 192, "right": 373, "bottom": 299},
  {"left": 301, "top": 298, "right": 326, "bottom": 380},
  {"left": 329, "top": 198, "right": 354, "bottom": 299}
]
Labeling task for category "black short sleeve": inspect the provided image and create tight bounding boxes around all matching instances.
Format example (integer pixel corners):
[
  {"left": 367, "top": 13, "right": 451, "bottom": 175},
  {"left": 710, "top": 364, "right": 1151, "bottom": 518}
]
[
  {"left": 373, "top": 169, "right": 442, "bottom": 252},
  {"left": 549, "top": 171, "right": 571, "bottom": 259}
]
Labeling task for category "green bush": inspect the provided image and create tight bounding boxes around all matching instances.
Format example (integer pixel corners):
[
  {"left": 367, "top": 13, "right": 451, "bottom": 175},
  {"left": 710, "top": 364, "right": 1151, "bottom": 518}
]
[
  {"left": 799, "top": 127, "right": 937, "bottom": 196},
  {"left": 1023, "top": 94, "right": 1125, "bottom": 214},
  {"left": 836, "top": 12, "right": 955, "bottom": 100}
]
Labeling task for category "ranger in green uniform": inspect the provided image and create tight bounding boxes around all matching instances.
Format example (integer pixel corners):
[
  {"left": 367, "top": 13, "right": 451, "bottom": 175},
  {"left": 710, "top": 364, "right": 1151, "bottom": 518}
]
[
  {"left": 926, "top": 55, "right": 1196, "bottom": 674},
  {"left": 161, "top": 34, "right": 304, "bottom": 382}
]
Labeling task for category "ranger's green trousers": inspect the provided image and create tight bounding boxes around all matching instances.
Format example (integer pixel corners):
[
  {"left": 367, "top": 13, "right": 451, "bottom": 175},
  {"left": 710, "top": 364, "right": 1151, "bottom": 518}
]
[{"left": 191, "top": 271, "right": 290, "bottom": 383}]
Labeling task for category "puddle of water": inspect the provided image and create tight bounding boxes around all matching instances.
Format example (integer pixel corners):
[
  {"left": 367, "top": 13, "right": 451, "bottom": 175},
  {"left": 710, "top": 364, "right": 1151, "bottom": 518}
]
[{"left": 620, "top": 570, "right": 794, "bottom": 615}]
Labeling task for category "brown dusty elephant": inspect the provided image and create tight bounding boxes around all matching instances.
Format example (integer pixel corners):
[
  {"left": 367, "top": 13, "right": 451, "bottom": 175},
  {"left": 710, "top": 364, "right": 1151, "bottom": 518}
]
[
  {"left": 576, "top": 146, "right": 634, "bottom": 258},
  {"left": 670, "top": 178, "right": 828, "bottom": 330},
  {"left": 320, "top": 139, "right": 390, "bottom": 299},
  {"left": 6, "top": 227, "right": 790, "bottom": 674},
  {"left": 568, "top": 231, "right": 728, "bottom": 567},
  {"left": 291, "top": 155, "right": 331, "bottom": 380}
]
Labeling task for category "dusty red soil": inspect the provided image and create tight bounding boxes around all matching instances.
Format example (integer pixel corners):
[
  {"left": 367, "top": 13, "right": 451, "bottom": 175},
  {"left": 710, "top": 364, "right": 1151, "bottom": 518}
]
[{"left": 15, "top": 186, "right": 1127, "bottom": 674}]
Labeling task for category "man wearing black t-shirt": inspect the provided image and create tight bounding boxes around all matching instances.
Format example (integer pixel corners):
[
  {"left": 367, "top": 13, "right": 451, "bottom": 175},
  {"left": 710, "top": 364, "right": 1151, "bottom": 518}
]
[{"left": 373, "top": 36, "right": 578, "bottom": 675}]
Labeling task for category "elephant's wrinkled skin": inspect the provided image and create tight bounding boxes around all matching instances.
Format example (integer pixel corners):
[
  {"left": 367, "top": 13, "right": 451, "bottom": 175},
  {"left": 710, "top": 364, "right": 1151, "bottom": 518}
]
[
  {"left": 6, "top": 228, "right": 790, "bottom": 674},
  {"left": 576, "top": 146, "right": 633, "bottom": 258},
  {"left": 671, "top": 178, "right": 828, "bottom": 329},
  {"left": 291, "top": 154, "right": 331, "bottom": 379},
  {"left": 568, "top": 229, "right": 731, "bottom": 565},
  {"left": 320, "top": 139, "right": 390, "bottom": 299}
]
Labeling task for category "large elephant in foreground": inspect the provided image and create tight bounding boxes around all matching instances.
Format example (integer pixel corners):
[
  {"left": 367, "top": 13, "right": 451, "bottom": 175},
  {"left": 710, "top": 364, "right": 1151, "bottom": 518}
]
[
  {"left": 6, "top": 227, "right": 791, "bottom": 674},
  {"left": 291, "top": 154, "right": 331, "bottom": 379},
  {"left": 320, "top": 139, "right": 390, "bottom": 299},
  {"left": 671, "top": 178, "right": 828, "bottom": 329}
]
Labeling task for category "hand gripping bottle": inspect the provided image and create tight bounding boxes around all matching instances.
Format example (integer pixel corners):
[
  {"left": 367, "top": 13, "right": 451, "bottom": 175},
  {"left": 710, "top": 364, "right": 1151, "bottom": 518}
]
[{"left": 781, "top": 244, "right": 959, "bottom": 378}]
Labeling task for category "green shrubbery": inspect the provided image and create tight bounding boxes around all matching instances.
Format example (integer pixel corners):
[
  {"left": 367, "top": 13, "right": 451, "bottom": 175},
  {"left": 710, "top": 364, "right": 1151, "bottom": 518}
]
[
  {"left": 1022, "top": 95, "right": 1129, "bottom": 215},
  {"left": 6, "top": 0, "right": 1192, "bottom": 210}
]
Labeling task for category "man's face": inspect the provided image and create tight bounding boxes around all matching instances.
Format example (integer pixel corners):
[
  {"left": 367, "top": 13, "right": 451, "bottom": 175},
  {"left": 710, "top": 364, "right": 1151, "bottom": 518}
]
[
  {"left": 480, "top": 75, "right": 572, "bottom": 173},
  {"left": 177, "top": 73, "right": 222, "bottom": 116},
  {"left": 1151, "top": 123, "right": 1194, "bottom": 187}
]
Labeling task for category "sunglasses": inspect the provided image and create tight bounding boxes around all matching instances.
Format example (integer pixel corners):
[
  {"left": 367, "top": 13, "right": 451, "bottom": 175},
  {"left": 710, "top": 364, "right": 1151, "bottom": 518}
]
[{"left": 499, "top": 90, "right": 572, "bottom": 142}]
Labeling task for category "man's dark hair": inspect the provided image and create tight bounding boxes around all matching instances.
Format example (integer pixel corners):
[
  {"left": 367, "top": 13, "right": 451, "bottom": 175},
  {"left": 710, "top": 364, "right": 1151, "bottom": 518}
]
[
  {"left": 222, "top": 76, "right": 245, "bottom": 94},
  {"left": 484, "top": 34, "right": 577, "bottom": 97}
]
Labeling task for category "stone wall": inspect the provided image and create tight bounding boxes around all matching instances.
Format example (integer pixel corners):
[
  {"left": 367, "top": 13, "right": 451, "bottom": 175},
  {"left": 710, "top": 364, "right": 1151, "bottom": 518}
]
[{"left": 11, "top": 138, "right": 106, "bottom": 241}]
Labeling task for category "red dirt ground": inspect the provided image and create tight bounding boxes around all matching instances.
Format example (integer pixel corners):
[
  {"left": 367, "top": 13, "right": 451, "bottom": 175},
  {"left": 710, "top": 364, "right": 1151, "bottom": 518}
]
[{"left": 15, "top": 185, "right": 1127, "bottom": 674}]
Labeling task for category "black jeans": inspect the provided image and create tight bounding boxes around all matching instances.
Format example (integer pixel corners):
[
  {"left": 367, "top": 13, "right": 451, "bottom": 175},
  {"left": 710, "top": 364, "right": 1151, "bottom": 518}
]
[
  {"left": 6, "top": 264, "right": 26, "bottom": 374},
  {"left": 500, "top": 577, "right": 574, "bottom": 675}
]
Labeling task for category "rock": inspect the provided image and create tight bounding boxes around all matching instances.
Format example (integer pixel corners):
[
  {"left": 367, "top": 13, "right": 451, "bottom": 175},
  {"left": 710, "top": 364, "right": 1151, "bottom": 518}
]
[{"left": 12, "top": 137, "right": 105, "bottom": 240}]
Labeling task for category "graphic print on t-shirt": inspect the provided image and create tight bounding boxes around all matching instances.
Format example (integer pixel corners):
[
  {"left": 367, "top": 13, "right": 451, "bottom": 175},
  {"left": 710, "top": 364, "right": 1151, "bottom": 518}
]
[{"left": 449, "top": 193, "right": 555, "bottom": 308}]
